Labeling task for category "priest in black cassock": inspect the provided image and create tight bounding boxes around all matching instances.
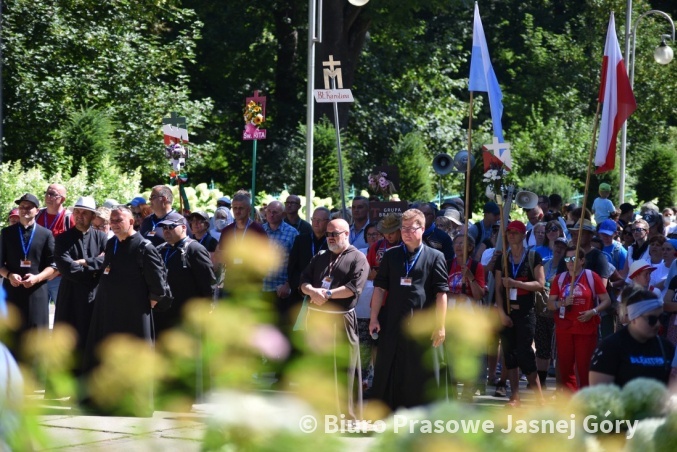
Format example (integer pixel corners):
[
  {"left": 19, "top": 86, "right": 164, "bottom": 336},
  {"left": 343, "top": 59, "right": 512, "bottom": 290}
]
[
  {"left": 83, "top": 205, "right": 169, "bottom": 373},
  {"left": 369, "top": 208, "right": 449, "bottom": 411},
  {"left": 0, "top": 193, "right": 56, "bottom": 360},
  {"left": 53, "top": 196, "right": 108, "bottom": 375}
]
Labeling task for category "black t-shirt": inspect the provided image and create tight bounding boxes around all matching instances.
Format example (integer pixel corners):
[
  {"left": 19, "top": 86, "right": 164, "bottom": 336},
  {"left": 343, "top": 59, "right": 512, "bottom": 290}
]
[
  {"left": 590, "top": 327, "right": 675, "bottom": 387},
  {"left": 495, "top": 249, "right": 542, "bottom": 313}
]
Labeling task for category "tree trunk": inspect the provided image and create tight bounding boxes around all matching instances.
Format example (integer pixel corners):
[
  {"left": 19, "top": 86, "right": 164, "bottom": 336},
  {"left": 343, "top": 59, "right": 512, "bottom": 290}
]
[{"left": 314, "top": 1, "right": 371, "bottom": 127}]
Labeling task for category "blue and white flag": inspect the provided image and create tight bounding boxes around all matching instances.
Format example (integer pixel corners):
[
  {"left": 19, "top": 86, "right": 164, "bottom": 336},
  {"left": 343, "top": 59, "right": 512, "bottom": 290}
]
[{"left": 469, "top": 2, "right": 511, "bottom": 170}]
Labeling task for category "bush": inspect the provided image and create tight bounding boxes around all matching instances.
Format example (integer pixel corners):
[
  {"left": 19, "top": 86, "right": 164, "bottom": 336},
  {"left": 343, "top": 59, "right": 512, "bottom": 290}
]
[
  {"left": 521, "top": 172, "right": 579, "bottom": 204},
  {"left": 0, "top": 157, "right": 142, "bottom": 228},
  {"left": 634, "top": 142, "right": 677, "bottom": 208},
  {"left": 392, "top": 132, "right": 433, "bottom": 202},
  {"left": 621, "top": 378, "right": 668, "bottom": 422}
]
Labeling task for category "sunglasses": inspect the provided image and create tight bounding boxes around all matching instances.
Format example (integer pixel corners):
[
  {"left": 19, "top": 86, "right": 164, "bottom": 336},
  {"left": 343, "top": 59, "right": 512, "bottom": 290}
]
[
  {"left": 642, "top": 315, "right": 660, "bottom": 327},
  {"left": 401, "top": 226, "right": 423, "bottom": 233},
  {"left": 563, "top": 256, "right": 578, "bottom": 263},
  {"left": 632, "top": 228, "right": 647, "bottom": 233},
  {"left": 161, "top": 223, "right": 182, "bottom": 230},
  {"left": 326, "top": 231, "right": 346, "bottom": 238},
  {"left": 546, "top": 226, "right": 560, "bottom": 233}
]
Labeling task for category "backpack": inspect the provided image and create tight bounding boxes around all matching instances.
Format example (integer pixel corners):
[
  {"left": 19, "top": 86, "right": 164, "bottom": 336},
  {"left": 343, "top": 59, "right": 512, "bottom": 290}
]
[
  {"left": 556, "top": 269, "right": 597, "bottom": 310},
  {"left": 527, "top": 250, "right": 552, "bottom": 317},
  {"left": 138, "top": 238, "right": 174, "bottom": 312}
]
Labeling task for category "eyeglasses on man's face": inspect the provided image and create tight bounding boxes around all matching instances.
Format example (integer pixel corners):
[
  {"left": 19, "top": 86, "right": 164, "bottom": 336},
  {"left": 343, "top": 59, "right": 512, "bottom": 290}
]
[
  {"left": 326, "top": 231, "right": 346, "bottom": 238},
  {"left": 45, "top": 192, "right": 62, "bottom": 199},
  {"left": 401, "top": 226, "right": 422, "bottom": 234},
  {"left": 563, "top": 256, "right": 578, "bottom": 263},
  {"left": 161, "top": 223, "right": 182, "bottom": 230}
]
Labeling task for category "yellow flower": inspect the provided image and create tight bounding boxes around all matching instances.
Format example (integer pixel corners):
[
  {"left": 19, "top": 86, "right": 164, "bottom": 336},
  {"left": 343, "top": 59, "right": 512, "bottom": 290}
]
[{"left": 253, "top": 114, "right": 264, "bottom": 125}]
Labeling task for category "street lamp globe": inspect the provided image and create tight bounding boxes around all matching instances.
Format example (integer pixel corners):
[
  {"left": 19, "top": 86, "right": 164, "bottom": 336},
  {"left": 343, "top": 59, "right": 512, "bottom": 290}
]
[
  {"left": 654, "top": 38, "right": 674, "bottom": 64},
  {"left": 348, "top": 0, "right": 370, "bottom": 5}
]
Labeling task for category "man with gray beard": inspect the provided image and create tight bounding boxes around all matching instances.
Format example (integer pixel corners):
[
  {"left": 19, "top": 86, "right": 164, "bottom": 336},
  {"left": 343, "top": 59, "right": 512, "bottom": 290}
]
[{"left": 300, "top": 219, "right": 369, "bottom": 421}]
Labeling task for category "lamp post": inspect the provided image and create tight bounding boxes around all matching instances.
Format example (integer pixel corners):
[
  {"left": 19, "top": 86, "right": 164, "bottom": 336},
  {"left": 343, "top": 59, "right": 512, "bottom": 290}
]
[
  {"left": 305, "top": 0, "right": 368, "bottom": 220},
  {"left": 618, "top": 7, "right": 675, "bottom": 203}
]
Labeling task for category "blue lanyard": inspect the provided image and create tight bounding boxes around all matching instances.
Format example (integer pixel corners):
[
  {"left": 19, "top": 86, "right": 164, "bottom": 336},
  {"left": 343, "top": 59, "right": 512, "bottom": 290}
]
[
  {"left": 402, "top": 244, "right": 423, "bottom": 277},
  {"left": 164, "top": 247, "right": 179, "bottom": 264},
  {"left": 509, "top": 250, "right": 526, "bottom": 278},
  {"left": 151, "top": 210, "right": 174, "bottom": 231},
  {"left": 113, "top": 238, "right": 119, "bottom": 255},
  {"left": 198, "top": 234, "right": 208, "bottom": 245},
  {"left": 311, "top": 237, "right": 326, "bottom": 256},
  {"left": 234, "top": 219, "right": 251, "bottom": 240},
  {"left": 43, "top": 209, "right": 64, "bottom": 230},
  {"left": 564, "top": 270, "right": 585, "bottom": 297},
  {"left": 19, "top": 225, "right": 36, "bottom": 259}
]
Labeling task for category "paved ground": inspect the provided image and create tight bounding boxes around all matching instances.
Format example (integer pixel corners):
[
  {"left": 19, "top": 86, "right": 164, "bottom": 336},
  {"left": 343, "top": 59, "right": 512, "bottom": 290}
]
[
  {"left": 30, "top": 378, "right": 555, "bottom": 451},
  {"left": 39, "top": 302, "right": 552, "bottom": 450}
]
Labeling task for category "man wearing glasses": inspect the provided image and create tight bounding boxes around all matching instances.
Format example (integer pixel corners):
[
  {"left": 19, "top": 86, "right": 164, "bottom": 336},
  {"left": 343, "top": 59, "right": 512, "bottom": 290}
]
[
  {"left": 83, "top": 206, "right": 170, "bottom": 386},
  {"left": 36, "top": 184, "right": 74, "bottom": 305},
  {"left": 139, "top": 185, "right": 177, "bottom": 247},
  {"left": 53, "top": 196, "right": 108, "bottom": 380},
  {"left": 0, "top": 193, "right": 56, "bottom": 360},
  {"left": 283, "top": 195, "right": 312, "bottom": 235},
  {"left": 154, "top": 212, "right": 214, "bottom": 338},
  {"left": 369, "top": 209, "right": 449, "bottom": 411},
  {"left": 300, "top": 218, "right": 369, "bottom": 421}
]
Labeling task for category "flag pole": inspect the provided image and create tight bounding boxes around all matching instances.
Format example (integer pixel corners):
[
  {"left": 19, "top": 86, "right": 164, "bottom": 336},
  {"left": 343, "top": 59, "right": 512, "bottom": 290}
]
[
  {"left": 570, "top": 101, "right": 602, "bottom": 296},
  {"left": 463, "top": 92, "right": 474, "bottom": 267}
]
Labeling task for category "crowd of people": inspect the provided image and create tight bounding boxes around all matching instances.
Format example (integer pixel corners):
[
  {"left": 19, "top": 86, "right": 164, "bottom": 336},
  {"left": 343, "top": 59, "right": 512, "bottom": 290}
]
[{"left": 1, "top": 182, "right": 677, "bottom": 417}]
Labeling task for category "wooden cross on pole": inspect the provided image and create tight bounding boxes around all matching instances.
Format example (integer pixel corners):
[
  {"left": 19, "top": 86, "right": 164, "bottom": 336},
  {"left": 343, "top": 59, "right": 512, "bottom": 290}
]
[{"left": 163, "top": 112, "right": 187, "bottom": 129}]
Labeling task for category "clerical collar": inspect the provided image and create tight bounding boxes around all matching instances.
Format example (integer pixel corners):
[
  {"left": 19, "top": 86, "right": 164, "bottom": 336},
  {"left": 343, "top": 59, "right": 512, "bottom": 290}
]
[{"left": 424, "top": 223, "right": 436, "bottom": 235}]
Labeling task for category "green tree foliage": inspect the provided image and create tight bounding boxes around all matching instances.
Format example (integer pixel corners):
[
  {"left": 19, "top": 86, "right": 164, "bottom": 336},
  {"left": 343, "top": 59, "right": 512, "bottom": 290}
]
[
  {"left": 54, "top": 107, "right": 118, "bottom": 181},
  {"left": 392, "top": 132, "right": 434, "bottom": 202},
  {"left": 521, "top": 172, "right": 579, "bottom": 205},
  {"left": 634, "top": 141, "right": 677, "bottom": 208},
  {"left": 298, "top": 118, "right": 351, "bottom": 203},
  {"left": 3, "top": 0, "right": 213, "bottom": 185}
]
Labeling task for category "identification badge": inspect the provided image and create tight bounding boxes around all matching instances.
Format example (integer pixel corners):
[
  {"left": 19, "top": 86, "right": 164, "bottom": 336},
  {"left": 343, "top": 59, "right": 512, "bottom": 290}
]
[
  {"left": 559, "top": 306, "right": 566, "bottom": 319},
  {"left": 321, "top": 276, "right": 333, "bottom": 289},
  {"left": 20, "top": 260, "right": 31, "bottom": 268},
  {"left": 147, "top": 229, "right": 156, "bottom": 236},
  {"left": 509, "top": 288, "right": 517, "bottom": 300},
  {"left": 400, "top": 277, "right": 412, "bottom": 286},
  {"left": 103, "top": 266, "right": 111, "bottom": 275},
  {"left": 233, "top": 258, "right": 243, "bottom": 265}
]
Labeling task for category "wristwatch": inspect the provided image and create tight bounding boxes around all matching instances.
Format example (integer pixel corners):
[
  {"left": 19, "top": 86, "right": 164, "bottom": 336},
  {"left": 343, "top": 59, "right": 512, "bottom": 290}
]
[{"left": 326, "top": 290, "right": 332, "bottom": 299}]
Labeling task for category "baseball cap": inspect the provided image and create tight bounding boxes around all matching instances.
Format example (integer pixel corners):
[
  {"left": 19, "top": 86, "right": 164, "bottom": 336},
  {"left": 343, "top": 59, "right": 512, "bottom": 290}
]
[
  {"left": 554, "top": 237, "right": 569, "bottom": 246},
  {"left": 217, "top": 196, "right": 232, "bottom": 207},
  {"left": 620, "top": 203, "right": 635, "bottom": 214},
  {"left": 483, "top": 201, "right": 500, "bottom": 216},
  {"left": 506, "top": 220, "right": 527, "bottom": 234},
  {"left": 599, "top": 183, "right": 611, "bottom": 192},
  {"left": 187, "top": 210, "right": 210, "bottom": 222},
  {"left": 128, "top": 196, "right": 147, "bottom": 207},
  {"left": 158, "top": 212, "right": 187, "bottom": 226},
  {"left": 642, "top": 211, "right": 660, "bottom": 228},
  {"left": 8, "top": 208, "right": 19, "bottom": 220},
  {"left": 14, "top": 193, "right": 40, "bottom": 208},
  {"left": 598, "top": 219, "right": 618, "bottom": 236},
  {"left": 628, "top": 260, "right": 656, "bottom": 280}
]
